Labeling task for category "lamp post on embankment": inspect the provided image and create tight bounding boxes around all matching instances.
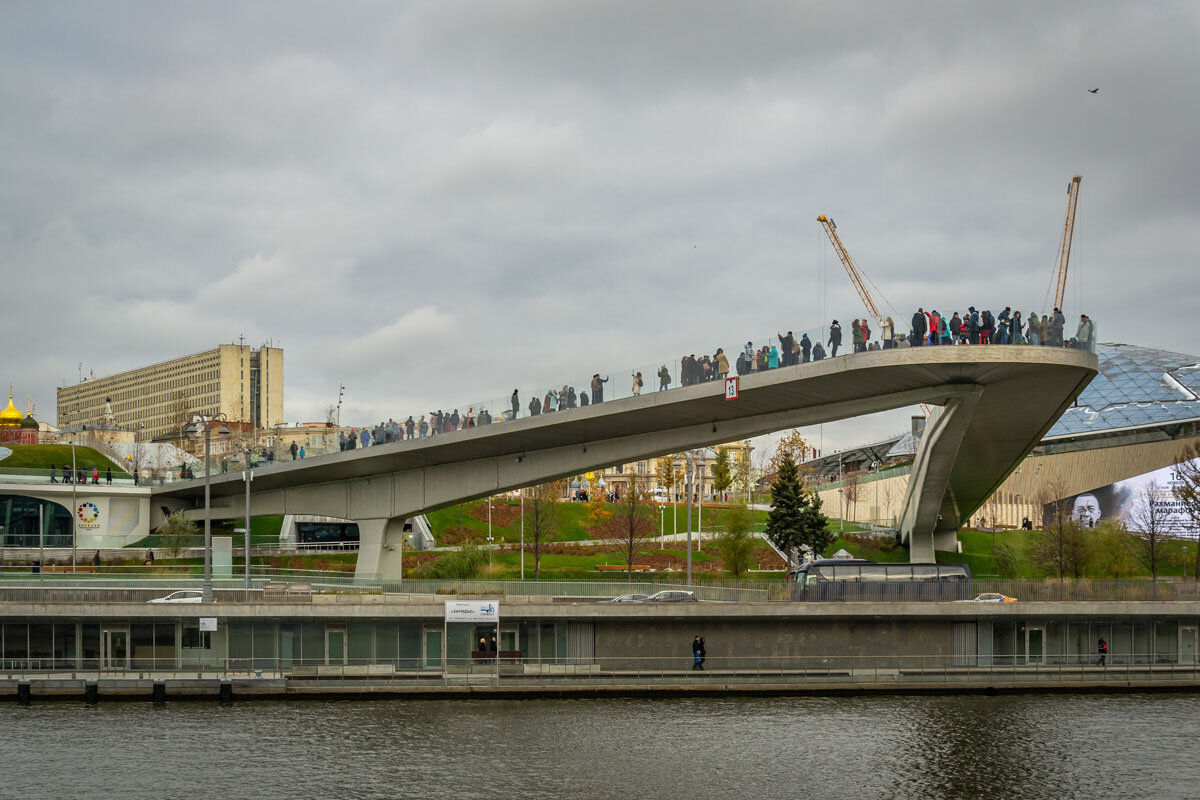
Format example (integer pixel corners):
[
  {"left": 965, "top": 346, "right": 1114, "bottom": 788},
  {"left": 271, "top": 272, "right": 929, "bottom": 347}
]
[{"left": 184, "top": 413, "right": 229, "bottom": 603}]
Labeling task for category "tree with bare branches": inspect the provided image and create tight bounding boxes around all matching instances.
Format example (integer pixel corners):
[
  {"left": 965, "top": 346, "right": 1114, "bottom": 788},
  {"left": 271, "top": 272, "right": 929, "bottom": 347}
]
[
  {"left": 523, "top": 480, "right": 564, "bottom": 579},
  {"left": 1127, "top": 479, "right": 1171, "bottom": 580},
  {"left": 1030, "top": 479, "right": 1091, "bottom": 581},
  {"left": 612, "top": 476, "right": 655, "bottom": 580},
  {"left": 1171, "top": 443, "right": 1200, "bottom": 584}
]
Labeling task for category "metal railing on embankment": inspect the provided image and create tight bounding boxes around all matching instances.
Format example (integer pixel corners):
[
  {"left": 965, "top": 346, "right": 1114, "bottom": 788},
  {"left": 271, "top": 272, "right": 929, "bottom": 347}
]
[{"left": 3, "top": 654, "right": 1199, "bottom": 690}]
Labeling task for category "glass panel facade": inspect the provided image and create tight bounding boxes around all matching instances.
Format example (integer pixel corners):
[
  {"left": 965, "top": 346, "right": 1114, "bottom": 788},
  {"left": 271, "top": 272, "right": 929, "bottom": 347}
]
[
  {"left": 993, "top": 622, "right": 1016, "bottom": 666},
  {"left": 253, "top": 623, "right": 275, "bottom": 669},
  {"left": 1155, "top": 621, "right": 1178, "bottom": 664},
  {"left": 228, "top": 622, "right": 253, "bottom": 665},
  {"left": 446, "top": 624, "right": 471, "bottom": 666},
  {"left": 130, "top": 623, "right": 155, "bottom": 669},
  {"left": 279, "top": 624, "right": 300, "bottom": 669},
  {"left": 54, "top": 624, "right": 77, "bottom": 669},
  {"left": 81, "top": 624, "right": 99, "bottom": 669},
  {"left": 29, "top": 624, "right": 53, "bottom": 663},
  {"left": 348, "top": 623, "right": 373, "bottom": 665},
  {"left": 398, "top": 624, "right": 421, "bottom": 670},
  {"left": 301, "top": 623, "right": 324, "bottom": 666},
  {"left": 374, "top": 623, "right": 398, "bottom": 664}
]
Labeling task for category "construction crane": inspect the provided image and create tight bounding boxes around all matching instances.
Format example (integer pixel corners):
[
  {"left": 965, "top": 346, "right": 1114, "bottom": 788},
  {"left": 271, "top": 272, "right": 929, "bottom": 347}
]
[
  {"left": 817, "top": 214, "right": 932, "bottom": 415},
  {"left": 816, "top": 214, "right": 887, "bottom": 329},
  {"left": 1046, "top": 175, "right": 1082, "bottom": 313}
]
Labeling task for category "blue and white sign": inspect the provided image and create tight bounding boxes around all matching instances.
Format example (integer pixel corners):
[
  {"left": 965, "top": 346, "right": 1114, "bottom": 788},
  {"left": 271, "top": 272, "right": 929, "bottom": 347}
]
[{"left": 444, "top": 600, "right": 500, "bottom": 622}]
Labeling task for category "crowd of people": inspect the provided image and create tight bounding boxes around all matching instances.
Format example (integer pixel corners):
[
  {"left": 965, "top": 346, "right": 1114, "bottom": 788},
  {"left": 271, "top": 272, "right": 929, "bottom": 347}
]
[{"left": 338, "top": 305, "right": 1098, "bottom": 448}]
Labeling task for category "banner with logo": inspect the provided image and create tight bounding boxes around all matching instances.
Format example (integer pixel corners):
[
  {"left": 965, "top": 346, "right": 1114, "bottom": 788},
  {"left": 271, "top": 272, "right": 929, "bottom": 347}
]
[{"left": 444, "top": 600, "right": 499, "bottom": 623}]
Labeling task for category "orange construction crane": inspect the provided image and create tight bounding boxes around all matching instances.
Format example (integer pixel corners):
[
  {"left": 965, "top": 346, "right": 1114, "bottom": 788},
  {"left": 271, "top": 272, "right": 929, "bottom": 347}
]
[
  {"left": 817, "top": 214, "right": 886, "bottom": 329},
  {"left": 1046, "top": 175, "right": 1082, "bottom": 313},
  {"left": 817, "top": 214, "right": 931, "bottom": 415}
]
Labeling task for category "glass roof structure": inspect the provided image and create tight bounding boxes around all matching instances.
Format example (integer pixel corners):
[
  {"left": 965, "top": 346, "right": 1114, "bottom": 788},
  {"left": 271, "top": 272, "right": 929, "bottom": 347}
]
[{"left": 1046, "top": 343, "right": 1200, "bottom": 438}]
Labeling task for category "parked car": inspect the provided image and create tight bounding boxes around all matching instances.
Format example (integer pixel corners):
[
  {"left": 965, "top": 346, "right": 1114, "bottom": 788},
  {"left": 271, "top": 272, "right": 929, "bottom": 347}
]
[
  {"left": 147, "top": 590, "right": 205, "bottom": 604},
  {"left": 960, "top": 592, "right": 1017, "bottom": 603},
  {"left": 610, "top": 593, "right": 649, "bottom": 603},
  {"left": 643, "top": 590, "right": 698, "bottom": 603}
]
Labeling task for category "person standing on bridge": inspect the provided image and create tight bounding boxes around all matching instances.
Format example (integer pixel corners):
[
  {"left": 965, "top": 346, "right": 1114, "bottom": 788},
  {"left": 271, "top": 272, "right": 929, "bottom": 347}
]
[
  {"left": 658, "top": 365, "right": 670, "bottom": 391},
  {"left": 1052, "top": 308, "right": 1066, "bottom": 346},
  {"left": 880, "top": 318, "right": 894, "bottom": 350},
  {"left": 632, "top": 372, "right": 644, "bottom": 395},
  {"left": 528, "top": 397, "right": 541, "bottom": 416},
  {"left": 406, "top": 416, "right": 415, "bottom": 439},
  {"left": 1076, "top": 314, "right": 1095, "bottom": 353},
  {"left": 591, "top": 374, "right": 608, "bottom": 403},
  {"left": 967, "top": 308, "right": 980, "bottom": 345},
  {"left": 511, "top": 390, "right": 520, "bottom": 419},
  {"left": 813, "top": 341, "right": 826, "bottom": 361},
  {"left": 801, "top": 333, "right": 812, "bottom": 362},
  {"left": 767, "top": 344, "right": 779, "bottom": 369},
  {"left": 829, "top": 321, "right": 841, "bottom": 357},
  {"left": 290, "top": 441, "right": 298, "bottom": 460},
  {"left": 911, "top": 309, "right": 927, "bottom": 346},
  {"left": 715, "top": 351, "right": 729, "bottom": 380},
  {"left": 777, "top": 331, "right": 795, "bottom": 366}
]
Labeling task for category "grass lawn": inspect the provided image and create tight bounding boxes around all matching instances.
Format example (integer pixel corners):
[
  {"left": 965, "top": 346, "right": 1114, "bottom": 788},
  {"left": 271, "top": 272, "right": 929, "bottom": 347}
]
[
  {"left": 427, "top": 499, "right": 769, "bottom": 545},
  {"left": 0, "top": 444, "right": 123, "bottom": 474}
]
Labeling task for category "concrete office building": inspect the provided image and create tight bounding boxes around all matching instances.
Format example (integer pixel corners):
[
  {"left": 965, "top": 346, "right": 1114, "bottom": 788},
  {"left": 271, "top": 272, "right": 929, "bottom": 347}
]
[{"left": 56, "top": 344, "right": 283, "bottom": 442}]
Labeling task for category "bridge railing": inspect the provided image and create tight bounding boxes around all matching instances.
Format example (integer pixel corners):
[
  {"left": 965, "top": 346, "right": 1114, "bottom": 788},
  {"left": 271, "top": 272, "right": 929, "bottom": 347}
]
[{"left": 143, "top": 317, "right": 1088, "bottom": 477}]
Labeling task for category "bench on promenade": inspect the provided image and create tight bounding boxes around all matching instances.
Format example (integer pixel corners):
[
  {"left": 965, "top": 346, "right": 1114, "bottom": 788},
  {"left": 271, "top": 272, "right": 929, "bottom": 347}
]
[
  {"left": 262, "top": 581, "right": 313, "bottom": 601},
  {"left": 595, "top": 564, "right": 652, "bottom": 572}
]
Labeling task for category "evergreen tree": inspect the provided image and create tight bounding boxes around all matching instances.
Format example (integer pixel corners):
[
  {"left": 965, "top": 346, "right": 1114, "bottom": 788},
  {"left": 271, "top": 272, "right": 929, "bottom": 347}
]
[
  {"left": 765, "top": 457, "right": 805, "bottom": 566},
  {"left": 765, "top": 454, "right": 830, "bottom": 566},
  {"left": 710, "top": 447, "right": 733, "bottom": 498}
]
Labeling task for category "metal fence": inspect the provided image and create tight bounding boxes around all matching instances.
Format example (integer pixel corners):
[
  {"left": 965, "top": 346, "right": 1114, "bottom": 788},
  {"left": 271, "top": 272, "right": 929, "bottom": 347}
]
[
  {"left": 2, "top": 573, "right": 1200, "bottom": 603},
  {"left": 3, "top": 654, "right": 1198, "bottom": 688}
]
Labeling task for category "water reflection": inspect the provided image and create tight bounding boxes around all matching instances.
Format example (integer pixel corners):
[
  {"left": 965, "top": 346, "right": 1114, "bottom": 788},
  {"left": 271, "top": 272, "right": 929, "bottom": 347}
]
[{"left": 1, "top": 694, "right": 1196, "bottom": 800}]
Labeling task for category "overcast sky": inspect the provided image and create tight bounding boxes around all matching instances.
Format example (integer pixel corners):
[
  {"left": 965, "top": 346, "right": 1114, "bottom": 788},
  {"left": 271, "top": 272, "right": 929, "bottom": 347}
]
[{"left": 2, "top": 1, "right": 1197, "bottom": 456}]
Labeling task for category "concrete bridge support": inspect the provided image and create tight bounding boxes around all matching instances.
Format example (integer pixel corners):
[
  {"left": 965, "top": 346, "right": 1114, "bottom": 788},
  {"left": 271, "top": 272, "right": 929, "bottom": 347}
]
[{"left": 898, "top": 388, "right": 982, "bottom": 562}]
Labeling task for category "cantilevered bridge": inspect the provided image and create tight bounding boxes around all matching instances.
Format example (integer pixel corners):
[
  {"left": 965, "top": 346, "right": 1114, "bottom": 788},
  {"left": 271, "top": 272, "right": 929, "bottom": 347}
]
[{"left": 151, "top": 346, "right": 1098, "bottom": 579}]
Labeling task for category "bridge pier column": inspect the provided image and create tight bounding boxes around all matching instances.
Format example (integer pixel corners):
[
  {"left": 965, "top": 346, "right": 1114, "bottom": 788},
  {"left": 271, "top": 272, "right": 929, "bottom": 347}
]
[
  {"left": 354, "top": 518, "right": 406, "bottom": 583},
  {"left": 898, "top": 388, "right": 983, "bottom": 562}
]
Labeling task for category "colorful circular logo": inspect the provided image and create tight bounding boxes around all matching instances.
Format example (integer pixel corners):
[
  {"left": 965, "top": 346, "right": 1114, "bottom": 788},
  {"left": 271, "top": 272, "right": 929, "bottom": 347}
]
[{"left": 78, "top": 502, "right": 99, "bottom": 524}]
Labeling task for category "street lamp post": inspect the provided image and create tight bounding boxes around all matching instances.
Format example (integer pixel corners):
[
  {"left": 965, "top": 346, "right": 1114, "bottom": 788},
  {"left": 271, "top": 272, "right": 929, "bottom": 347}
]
[
  {"left": 243, "top": 448, "right": 253, "bottom": 591},
  {"left": 185, "top": 414, "right": 229, "bottom": 603},
  {"left": 685, "top": 453, "right": 694, "bottom": 584},
  {"left": 672, "top": 456, "right": 680, "bottom": 548},
  {"left": 519, "top": 488, "right": 525, "bottom": 580},
  {"left": 697, "top": 452, "right": 706, "bottom": 552},
  {"left": 70, "top": 438, "right": 77, "bottom": 572}
]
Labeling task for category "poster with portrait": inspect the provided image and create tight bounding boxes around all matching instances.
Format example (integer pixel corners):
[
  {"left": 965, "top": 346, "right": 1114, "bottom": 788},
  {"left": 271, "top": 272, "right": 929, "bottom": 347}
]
[{"left": 1043, "top": 457, "right": 1199, "bottom": 535}]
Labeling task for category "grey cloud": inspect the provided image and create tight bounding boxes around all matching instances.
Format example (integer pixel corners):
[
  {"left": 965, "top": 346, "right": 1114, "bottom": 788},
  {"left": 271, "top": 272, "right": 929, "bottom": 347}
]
[{"left": 0, "top": 1, "right": 1197, "bottom": 458}]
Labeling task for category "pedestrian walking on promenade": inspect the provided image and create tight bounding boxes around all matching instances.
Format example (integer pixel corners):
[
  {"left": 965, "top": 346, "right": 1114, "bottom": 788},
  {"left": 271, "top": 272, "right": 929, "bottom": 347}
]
[
  {"left": 692, "top": 636, "right": 703, "bottom": 670},
  {"left": 49, "top": 464, "right": 57, "bottom": 483},
  {"left": 105, "top": 467, "right": 111, "bottom": 485},
  {"left": 700, "top": 637, "right": 707, "bottom": 669},
  {"left": 1097, "top": 638, "right": 1108, "bottom": 666}
]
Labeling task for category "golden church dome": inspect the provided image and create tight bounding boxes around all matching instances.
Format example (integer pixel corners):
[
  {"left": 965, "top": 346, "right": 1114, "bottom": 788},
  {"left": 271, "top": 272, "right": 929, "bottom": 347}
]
[{"left": 0, "top": 393, "right": 23, "bottom": 426}]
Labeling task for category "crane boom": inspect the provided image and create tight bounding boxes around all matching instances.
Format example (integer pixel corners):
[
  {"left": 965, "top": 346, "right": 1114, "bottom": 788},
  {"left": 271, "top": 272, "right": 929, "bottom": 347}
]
[
  {"left": 817, "top": 215, "right": 883, "bottom": 327},
  {"left": 1051, "top": 176, "right": 1082, "bottom": 311}
]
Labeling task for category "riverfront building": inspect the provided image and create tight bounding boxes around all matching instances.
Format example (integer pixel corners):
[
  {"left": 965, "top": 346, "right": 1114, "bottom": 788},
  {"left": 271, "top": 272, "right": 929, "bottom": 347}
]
[{"left": 56, "top": 344, "right": 283, "bottom": 443}]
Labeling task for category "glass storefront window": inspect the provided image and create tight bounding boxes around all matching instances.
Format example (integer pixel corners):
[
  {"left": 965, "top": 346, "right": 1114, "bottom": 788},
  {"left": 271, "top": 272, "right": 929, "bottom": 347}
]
[
  {"left": 375, "top": 622, "right": 398, "bottom": 664},
  {"left": 228, "top": 622, "right": 253, "bottom": 666},
  {"left": 54, "top": 624, "right": 77, "bottom": 669},
  {"left": 348, "top": 623, "right": 373, "bottom": 665},
  {"left": 1111, "top": 621, "right": 1132, "bottom": 666},
  {"left": 253, "top": 622, "right": 276, "bottom": 669},
  {"left": 81, "top": 624, "right": 99, "bottom": 669},
  {"left": 29, "top": 624, "right": 53, "bottom": 664},
  {"left": 398, "top": 624, "right": 421, "bottom": 670},
  {"left": 993, "top": 622, "right": 1016, "bottom": 666},
  {"left": 301, "top": 623, "right": 324, "bottom": 666},
  {"left": 1155, "top": 621, "right": 1178, "bottom": 664},
  {"left": 130, "top": 624, "right": 155, "bottom": 669}
]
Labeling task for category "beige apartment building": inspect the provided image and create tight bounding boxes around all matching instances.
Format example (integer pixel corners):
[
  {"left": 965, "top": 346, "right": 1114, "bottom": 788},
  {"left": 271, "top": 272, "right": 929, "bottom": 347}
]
[
  {"left": 56, "top": 344, "right": 283, "bottom": 442},
  {"left": 596, "top": 441, "right": 755, "bottom": 501}
]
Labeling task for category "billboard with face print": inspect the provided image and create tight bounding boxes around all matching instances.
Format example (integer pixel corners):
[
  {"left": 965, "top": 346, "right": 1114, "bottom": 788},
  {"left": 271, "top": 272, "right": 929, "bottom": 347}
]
[{"left": 1043, "top": 457, "right": 1198, "bottom": 535}]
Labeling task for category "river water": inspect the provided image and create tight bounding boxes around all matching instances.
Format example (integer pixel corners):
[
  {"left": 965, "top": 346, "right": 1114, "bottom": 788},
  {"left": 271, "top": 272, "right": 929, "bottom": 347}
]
[{"left": 2, "top": 693, "right": 1197, "bottom": 799}]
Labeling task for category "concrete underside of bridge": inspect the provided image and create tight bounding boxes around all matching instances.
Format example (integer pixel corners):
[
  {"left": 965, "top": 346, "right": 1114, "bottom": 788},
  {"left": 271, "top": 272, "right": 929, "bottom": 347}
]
[{"left": 153, "top": 347, "right": 1098, "bottom": 579}]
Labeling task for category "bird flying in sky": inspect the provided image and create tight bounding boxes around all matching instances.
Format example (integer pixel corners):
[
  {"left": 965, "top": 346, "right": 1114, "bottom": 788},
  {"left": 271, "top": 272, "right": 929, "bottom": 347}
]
[{"left": 1088, "top": 88, "right": 1100, "bottom": 94}]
